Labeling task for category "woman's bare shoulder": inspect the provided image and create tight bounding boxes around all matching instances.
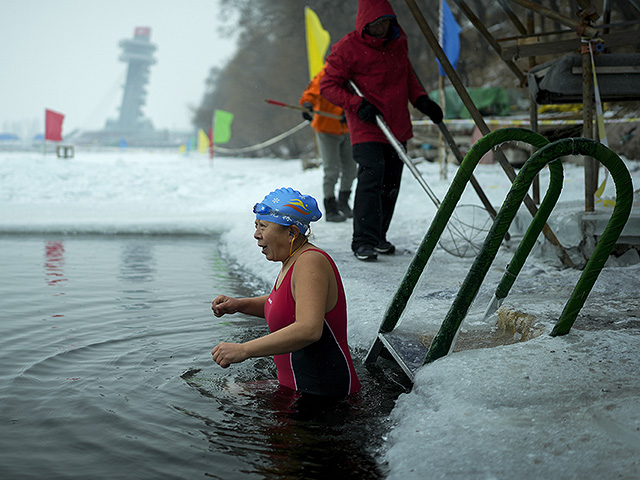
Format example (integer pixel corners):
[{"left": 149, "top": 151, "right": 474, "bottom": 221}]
[{"left": 294, "top": 248, "right": 333, "bottom": 272}]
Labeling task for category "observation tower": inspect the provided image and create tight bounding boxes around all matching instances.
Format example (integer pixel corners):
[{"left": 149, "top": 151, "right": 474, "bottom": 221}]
[{"left": 106, "top": 27, "right": 156, "bottom": 131}]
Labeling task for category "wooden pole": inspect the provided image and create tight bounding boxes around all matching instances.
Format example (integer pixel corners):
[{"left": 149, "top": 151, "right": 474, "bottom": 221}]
[
  {"left": 452, "top": 0, "right": 527, "bottom": 85},
  {"left": 438, "top": 75, "right": 447, "bottom": 180},
  {"left": 506, "top": 0, "right": 599, "bottom": 37},
  {"left": 582, "top": 44, "right": 597, "bottom": 212},
  {"left": 527, "top": 9, "right": 540, "bottom": 205}
]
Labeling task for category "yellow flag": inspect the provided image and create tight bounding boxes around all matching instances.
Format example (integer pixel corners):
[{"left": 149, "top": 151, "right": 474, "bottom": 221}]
[
  {"left": 197, "top": 129, "right": 210, "bottom": 154},
  {"left": 305, "top": 7, "right": 330, "bottom": 80},
  {"left": 213, "top": 110, "right": 234, "bottom": 144}
]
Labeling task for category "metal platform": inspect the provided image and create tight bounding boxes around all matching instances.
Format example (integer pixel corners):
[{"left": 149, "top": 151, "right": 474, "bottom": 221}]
[{"left": 366, "top": 331, "right": 430, "bottom": 381}]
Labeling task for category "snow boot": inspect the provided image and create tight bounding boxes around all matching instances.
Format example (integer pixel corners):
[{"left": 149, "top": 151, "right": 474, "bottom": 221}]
[
  {"left": 338, "top": 190, "right": 353, "bottom": 218},
  {"left": 324, "top": 197, "right": 346, "bottom": 222}
]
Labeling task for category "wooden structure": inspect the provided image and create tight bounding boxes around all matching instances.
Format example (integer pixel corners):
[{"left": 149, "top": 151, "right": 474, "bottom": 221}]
[
  {"left": 406, "top": 0, "right": 639, "bottom": 213},
  {"left": 360, "top": 1, "right": 640, "bottom": 380}
]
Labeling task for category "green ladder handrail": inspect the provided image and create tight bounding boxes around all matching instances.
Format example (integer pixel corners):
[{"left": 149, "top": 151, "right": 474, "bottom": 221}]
[
  {"left": 365, "top": 128, "right": 633, "bottom": 372},
  {"left": 426, "top": 135, "right": 633, "bottom": 362},
  {"left": 365, "top": 127, "right": 557, "bottom": 365}
]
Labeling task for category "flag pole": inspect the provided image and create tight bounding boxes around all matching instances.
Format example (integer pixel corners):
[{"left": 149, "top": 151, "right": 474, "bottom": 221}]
[
  {"left": 43, "top": 109, "right": 47, "bottom": 158},
  {"left": 438, "top": 76, "right": 446, "bottom": 179},
  {"left": 209, "top": 112, "right": 214, "bottom": 162},
  {"left": 438, "top": 0, "right": 446, "bottom": 179}
]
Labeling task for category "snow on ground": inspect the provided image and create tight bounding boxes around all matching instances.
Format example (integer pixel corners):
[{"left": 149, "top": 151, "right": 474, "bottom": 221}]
[{"left": 1, "top": 147, "right": 639, "bottom": 478}]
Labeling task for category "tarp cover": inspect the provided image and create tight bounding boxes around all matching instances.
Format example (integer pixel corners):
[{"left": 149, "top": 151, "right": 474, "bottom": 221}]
[
  {"left": 429, "top": 86, "right": 514, "bottom": 119},
  {"left": 528, "top": 53, "right": 640, "bottom": 104}
]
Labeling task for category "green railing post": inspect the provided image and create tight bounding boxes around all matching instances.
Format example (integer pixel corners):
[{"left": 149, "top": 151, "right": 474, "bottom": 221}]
[
  {"left": 376, "top": 128, "right": 551, "bottom": 335},
  {"left": 550, "top": 139, "right": 633, "bottom": 335},
  {"left": 425, "top": 137, "right": 633, "bottom": 363}
]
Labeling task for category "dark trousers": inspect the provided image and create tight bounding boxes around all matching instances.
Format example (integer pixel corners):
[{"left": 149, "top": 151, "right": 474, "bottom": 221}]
[{"left": 351, "top": 142, "right": 404, "bottom": 252}]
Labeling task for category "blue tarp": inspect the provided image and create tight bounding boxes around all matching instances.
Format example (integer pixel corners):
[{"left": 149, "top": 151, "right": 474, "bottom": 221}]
[{"left": 0, "top": 133, "right": 20, "bottom": 141}]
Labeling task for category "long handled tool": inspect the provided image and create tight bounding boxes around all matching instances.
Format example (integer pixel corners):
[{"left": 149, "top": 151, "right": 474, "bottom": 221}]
[
  {"left": 349, "top": 80, "right": 493, "bottom": 258},
  {"left": 264, "top": 99, "right": 344, "bottom": 120},
  {"left": 349, "top": 82, "right": 442, "bottom": 207}
]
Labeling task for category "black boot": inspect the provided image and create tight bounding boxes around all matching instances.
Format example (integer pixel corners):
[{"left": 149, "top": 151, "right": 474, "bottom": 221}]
[
  {"left": 324, "top": 197, "right": 346, "bottom": 222},
  {"left": 338, "top": 190, "right": 353, "bottom": 218}
]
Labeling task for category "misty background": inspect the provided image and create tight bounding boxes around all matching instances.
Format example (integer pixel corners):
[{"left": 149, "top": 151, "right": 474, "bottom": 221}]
[
  {"left": 2, "top": 0, "right": 638, "bottom": 154},
  {"left": 0, "top": 0, "right": 237, "bottom": 139}
]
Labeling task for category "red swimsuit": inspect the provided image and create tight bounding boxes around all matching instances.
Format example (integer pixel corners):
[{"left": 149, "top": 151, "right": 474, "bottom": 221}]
[{"left": 264, "top": 249, "right": 361, "bottom": 397}]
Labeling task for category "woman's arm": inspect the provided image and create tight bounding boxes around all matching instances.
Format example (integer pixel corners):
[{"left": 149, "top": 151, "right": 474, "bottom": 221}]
[
  {"left": 211, "top": 294, "right": 269, "bottom": 319},
  {"left": 212, "top": 251, "right": 334, "bottom": 368}
]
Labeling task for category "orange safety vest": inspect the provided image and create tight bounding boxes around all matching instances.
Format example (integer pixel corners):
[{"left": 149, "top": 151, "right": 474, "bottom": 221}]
[{"left": 299, "top": 67, "right": 349, "bottom": 136}]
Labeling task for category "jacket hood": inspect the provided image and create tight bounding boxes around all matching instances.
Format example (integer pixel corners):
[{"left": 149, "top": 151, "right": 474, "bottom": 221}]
[{"left": 355, "top": 0, "right": 397, "bottom": 36}]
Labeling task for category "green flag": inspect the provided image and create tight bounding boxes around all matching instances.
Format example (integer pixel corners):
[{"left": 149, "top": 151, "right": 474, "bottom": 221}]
[{"left": 213, "top": 109, "right": 234, "bottom": 144}]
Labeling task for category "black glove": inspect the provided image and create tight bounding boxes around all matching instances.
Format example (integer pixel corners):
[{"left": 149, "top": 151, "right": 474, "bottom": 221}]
[
  {"left": 415, "top": 95, "right": 443, "bottom": 124},
  {"left": 357, "top": 98, "right": 383, "bottom": 123},
  {"left": 302, "top": 102, "right": 313, "bottom": 122}
]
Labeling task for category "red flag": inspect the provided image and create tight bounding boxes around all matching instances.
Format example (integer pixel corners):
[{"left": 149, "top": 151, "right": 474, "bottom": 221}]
[{"left": 45, "top": 109, "right": 65, "bottom": 141}]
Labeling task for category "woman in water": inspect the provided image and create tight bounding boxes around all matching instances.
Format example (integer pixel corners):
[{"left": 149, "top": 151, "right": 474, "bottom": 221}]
[{"left": 211, "top": 187, "right": 361, "bottom": 398}]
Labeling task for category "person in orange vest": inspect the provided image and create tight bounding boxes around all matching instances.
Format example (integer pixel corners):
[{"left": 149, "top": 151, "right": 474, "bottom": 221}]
[{"left": 300, "top": 63, "right": 357, "bottom": 222}]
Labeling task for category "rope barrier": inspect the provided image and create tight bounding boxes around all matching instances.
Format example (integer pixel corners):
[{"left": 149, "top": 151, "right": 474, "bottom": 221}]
[
  {"left": 412, "top": 117, "right": 640, "bottom": 127},
  {"left": 213, "top": 121, "right": 309, "bottom": 154}
]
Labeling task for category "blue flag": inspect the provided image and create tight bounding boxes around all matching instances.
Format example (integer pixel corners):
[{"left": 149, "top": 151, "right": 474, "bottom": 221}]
[{"left": 437, "top": 0, "right": 462, "bottom": 77}]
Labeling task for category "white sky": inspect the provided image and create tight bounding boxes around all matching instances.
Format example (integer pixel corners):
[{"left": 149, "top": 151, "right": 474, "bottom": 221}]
[{"left": 0, "top": 0, "right": 237, "bottom": 136}]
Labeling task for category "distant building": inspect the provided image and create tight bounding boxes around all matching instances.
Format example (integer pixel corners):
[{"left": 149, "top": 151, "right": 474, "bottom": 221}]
[
  {"left": 105, "top": 27, "right": 157, "bottom": 132},
  {"left": 73, "top": 27, "right": 188, "bottom": 147}
]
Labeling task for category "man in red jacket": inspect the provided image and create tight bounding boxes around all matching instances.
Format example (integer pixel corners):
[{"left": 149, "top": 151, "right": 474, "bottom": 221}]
[{"left": 321, "top": 0, "right": 443, "bottom": 261}]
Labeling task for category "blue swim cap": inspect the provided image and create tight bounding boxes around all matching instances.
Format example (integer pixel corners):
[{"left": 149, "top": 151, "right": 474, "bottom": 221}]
[{"left": 253, "top": 187, "right": 322, "bottom": 234}]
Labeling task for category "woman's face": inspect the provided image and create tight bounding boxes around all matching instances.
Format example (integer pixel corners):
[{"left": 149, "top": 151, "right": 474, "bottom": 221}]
[{"left": 254, "top": 220, "right": 290, "bottom": 262}]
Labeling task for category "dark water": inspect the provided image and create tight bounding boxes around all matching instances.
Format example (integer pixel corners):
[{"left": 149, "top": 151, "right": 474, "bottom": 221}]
[{"left": 0, "top": 235, "right": 407, "bottom": 479}]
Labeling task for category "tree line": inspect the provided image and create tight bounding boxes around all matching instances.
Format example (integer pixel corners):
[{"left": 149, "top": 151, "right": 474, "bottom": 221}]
[{"left": 192, "top": 0, "right": 637, "bottom": 157}]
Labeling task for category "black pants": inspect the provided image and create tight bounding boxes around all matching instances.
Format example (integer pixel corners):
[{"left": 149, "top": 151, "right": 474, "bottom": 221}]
[{"left": 351, "top": 142, "right": 404, "bottom": 252}]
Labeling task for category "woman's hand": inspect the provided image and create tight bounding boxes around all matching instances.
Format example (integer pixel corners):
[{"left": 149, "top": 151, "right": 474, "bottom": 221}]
[
  {"left": 211, "top": 295, "right": 239, "bottom": 317},
  {"left": 211, "top": 342, "right": 248, "bottom": 368}
]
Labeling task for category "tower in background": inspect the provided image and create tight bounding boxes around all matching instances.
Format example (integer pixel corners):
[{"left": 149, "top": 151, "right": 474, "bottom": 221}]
[{"left": 106, "top": 27, "right": 156, "bottom": 132}]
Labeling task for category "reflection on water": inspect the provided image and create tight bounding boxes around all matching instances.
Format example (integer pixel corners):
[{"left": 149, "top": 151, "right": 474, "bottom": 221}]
[
  {"left": 45, "top": 240, "right": 67, "bottom": 289},
  {"left": 118, "top": 242, "right": 157, "bottom": 312},
  {"left": 119, "top": 242, "right": 155, "bottom": 283},
  {"left": 0, "top": 235, "right": 407, "bottom": 480}
]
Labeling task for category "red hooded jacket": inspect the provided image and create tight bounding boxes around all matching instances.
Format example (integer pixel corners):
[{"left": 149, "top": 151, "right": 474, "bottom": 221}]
[{"left": 320, "top": 0, "right": 426, "bottom": 146}]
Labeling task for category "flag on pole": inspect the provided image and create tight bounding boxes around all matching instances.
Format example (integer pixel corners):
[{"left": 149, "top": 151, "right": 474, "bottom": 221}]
[
  {"left": 305, "top": 7, "right": 330, "bottom": 80},
  {"left": 45, "top": 109, "right": 65, "bottom": 141},
  {"left": 208, "top": 127, "right": 214, "bottom": 159},
  {"left": 437, "top": 0, "right": 462, "bottom": 77},
  {"left": 197, "top": 128, "right": 210, "bottom": 154},
  {"left": 213, "top": 109, "right": 234, "bottom": 144}
]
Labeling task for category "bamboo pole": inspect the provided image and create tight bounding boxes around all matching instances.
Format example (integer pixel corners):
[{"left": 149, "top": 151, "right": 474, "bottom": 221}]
[
  {"left": 527, "top": 10, "right": 540, "bottom": 205},
  {"left": 496, "top": 0, "right": 528, "bottom": 35},
  {"left": 452, "top": 0, "right": 527, "bottom": 85}
]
